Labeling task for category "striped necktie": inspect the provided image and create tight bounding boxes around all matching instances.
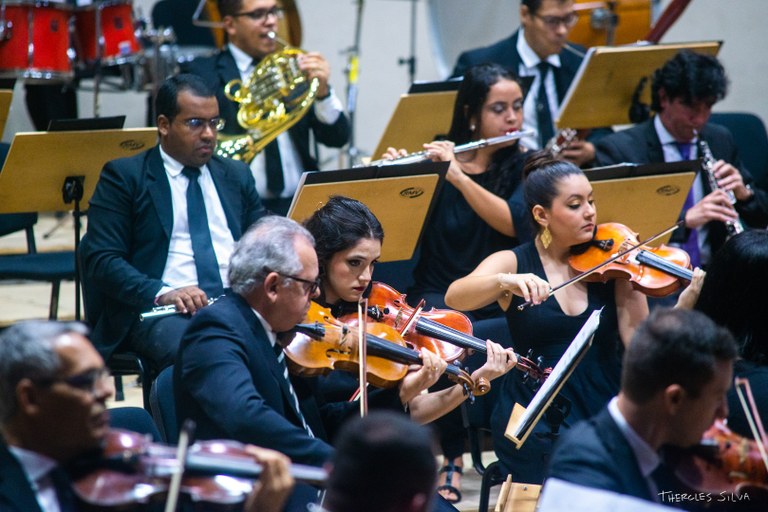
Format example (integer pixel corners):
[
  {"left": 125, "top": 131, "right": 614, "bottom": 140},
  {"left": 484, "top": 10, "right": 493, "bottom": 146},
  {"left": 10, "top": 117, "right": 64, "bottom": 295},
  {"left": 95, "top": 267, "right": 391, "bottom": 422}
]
[{"left": 274, "top": 343, "right": 314, "bottom": 437}]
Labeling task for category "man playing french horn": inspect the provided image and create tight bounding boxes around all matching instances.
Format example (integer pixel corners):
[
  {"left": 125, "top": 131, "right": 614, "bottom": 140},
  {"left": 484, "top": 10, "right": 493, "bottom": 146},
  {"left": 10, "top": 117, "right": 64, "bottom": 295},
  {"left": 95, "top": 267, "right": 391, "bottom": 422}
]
[{"left": 185, "top": 0, "right": 350, "bottom": 215}]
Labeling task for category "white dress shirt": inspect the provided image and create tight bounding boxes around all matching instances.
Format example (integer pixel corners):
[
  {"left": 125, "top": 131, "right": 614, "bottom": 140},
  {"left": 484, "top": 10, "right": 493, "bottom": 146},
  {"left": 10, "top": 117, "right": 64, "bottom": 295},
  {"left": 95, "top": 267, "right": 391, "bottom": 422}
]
[{"left": 8, "top": 446, "right": 62, "bottom": 512}]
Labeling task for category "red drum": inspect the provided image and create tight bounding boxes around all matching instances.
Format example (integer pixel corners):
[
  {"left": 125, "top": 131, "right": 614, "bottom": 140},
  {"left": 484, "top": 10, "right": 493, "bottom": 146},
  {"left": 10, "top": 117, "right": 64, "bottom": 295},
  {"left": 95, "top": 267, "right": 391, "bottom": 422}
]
[
  {"left": 0, "top": 1, "right": 74, "bottom": 80},
  {"left": 74, "top": 0, "right": 139, "bottom": 65}
]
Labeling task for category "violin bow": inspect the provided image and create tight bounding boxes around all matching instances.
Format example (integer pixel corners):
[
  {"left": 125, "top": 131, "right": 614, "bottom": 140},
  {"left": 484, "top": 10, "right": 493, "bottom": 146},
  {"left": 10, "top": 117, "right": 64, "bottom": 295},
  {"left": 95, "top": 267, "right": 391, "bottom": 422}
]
[
  {"left": 164, "top": 420, "right": 194, "bottom": 512},
  {"left": 356, "top": 298, "right": 369, "bottom": 416},
  {"left": 518, "top": 220, "right": 683, "bottom": 311},
  {"left": 734, "top": 377, "right": 768, "bottom": 473}
]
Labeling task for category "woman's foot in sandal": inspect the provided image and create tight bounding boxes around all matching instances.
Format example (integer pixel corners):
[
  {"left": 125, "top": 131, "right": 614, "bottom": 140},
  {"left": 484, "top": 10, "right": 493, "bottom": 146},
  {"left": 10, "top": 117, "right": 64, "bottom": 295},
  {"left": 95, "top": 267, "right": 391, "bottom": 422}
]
[{"left": 436, "top": 456, "right": 463, "bottom": 503}]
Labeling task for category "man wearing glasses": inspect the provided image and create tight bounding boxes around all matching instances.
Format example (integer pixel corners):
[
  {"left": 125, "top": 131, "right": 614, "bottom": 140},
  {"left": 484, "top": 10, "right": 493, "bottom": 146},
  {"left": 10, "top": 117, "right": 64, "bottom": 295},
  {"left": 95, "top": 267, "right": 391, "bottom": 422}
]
[
  {"left": 185, "top": 0, "right": 350, "bottom": 216},
  {"left": 452, "top": 1, "right": 596, "bottom": 165},
  {"left": 83, "top": 74, "right": 267, "bottom": 379},
  {"left": 0, "top": 320, "right": 295, "bottom": 512}
]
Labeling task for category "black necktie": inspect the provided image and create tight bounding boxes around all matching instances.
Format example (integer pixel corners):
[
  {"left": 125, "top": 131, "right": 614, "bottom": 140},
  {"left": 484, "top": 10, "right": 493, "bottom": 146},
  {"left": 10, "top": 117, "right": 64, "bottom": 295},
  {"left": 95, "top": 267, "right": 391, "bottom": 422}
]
[
  {"left": 536, "top": 61, "right": 555, "bottom": 149},
  {"left": 50, "top": 467, "right": 76, "bottom": 512},
  {"left": 181, "top": 166, "right": 224, "bottom": 296},
  {"left": 264, "top": 140, "right": 284, "bottom": 195}
]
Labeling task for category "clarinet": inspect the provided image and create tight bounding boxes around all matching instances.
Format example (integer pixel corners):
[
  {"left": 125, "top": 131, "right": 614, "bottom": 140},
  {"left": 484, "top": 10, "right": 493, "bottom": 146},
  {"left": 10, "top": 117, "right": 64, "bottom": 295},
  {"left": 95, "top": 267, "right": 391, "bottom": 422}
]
[{"left": 697, "top": 139, "right": 744, "bottom": 238}]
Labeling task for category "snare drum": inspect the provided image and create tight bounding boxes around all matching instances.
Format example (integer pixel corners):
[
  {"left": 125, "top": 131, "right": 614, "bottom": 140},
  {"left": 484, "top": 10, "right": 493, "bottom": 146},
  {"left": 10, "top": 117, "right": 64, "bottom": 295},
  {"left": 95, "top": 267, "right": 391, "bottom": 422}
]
[
  {"left": 74, "top": 0, "right": 140, "bottom": 65},
  {"left": 0, "top": 1, "right": 74, "bottom": 81}
]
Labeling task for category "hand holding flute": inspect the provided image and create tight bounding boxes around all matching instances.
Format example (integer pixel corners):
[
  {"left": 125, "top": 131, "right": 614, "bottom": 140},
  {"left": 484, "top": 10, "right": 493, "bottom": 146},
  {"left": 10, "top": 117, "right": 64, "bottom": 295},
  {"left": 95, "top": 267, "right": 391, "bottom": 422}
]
[{"left": 140, "top": 287, "right": 221, "bottom": 321}]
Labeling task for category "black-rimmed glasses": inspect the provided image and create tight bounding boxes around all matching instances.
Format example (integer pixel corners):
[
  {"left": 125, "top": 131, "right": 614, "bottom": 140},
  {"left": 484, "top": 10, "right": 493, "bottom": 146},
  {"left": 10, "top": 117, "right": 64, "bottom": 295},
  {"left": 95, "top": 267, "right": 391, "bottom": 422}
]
[
  {"left": 233, "top": 6, "right": 283, "bottom": 22},
  {"left": 535, "top": 12, "right": 578, "bottom": 29},
  {"left": 33, "top": 367, "right": 111, "bottom": 395},
  {"left": 277, "top": 272, "right": 321, "bottom": 296}
]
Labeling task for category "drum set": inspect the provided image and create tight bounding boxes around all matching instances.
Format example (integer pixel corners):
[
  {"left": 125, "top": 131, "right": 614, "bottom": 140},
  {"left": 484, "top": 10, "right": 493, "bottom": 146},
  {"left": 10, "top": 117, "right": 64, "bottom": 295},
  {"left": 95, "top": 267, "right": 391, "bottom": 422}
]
[{"left": 0, "top": 0, "right": 214, "bottom": 96}]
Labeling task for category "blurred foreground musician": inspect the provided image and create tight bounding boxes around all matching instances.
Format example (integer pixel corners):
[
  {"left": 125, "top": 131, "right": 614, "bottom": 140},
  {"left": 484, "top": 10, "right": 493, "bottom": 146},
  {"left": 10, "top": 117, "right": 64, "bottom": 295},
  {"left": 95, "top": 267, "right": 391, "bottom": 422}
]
[
  {"left": 594, "top": 50, "right": 768, "bottom": 270},
  {"left": 82, "top": 74, "right": 266, "bottom": 375},
  {"left": 184, "top": 0, "right": 350, "bottom": 215},
  {"left": 544, "top": 308, "right": 739, "bottom": 509},
  {"left": 451, "top": 0, "right": 597, "bottom": 165},
  {"left": 0, "top": 320, "right": 293, "bottom": 512}
]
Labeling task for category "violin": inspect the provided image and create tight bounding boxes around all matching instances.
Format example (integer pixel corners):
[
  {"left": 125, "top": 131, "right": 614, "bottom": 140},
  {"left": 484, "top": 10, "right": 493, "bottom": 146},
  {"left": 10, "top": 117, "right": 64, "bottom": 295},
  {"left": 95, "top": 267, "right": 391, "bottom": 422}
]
[
  {"left": 283, "top": 302, "right": 488, "bottom": 396},
  {"left": 667, "top": 419, "right": 768, "bottom": 506},
  {"left": 568, "top": 223, "right": 692, "bottom": 298},
  {"left": 367, "top": 282, "right": 551, "bottom": 384},
  {"left": 70, "top": 429, "right": 327, "bottom": 509}
]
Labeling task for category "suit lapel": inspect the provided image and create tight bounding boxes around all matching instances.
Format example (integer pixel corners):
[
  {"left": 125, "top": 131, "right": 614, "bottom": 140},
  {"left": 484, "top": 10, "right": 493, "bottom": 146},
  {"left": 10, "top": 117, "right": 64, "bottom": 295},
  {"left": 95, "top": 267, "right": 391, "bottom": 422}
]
[
  {"left": 145, "top": 147, "right": 174, "bottom": 239},
  {"left": 644, "top": 120, "right": 665, "bottom": 164},
  {"left": 232, "top": 295, "right": 305, "bottom": 423},
  {"left": 0, "top": 443, "right": 45, "bottom": 512}
]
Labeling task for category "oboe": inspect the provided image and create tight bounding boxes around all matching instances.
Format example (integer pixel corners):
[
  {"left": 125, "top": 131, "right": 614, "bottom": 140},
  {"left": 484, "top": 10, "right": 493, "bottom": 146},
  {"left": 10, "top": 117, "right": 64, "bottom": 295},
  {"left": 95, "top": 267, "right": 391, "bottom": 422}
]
[
  {"left": 366, "top": 129, "right": 535, "bottom": 166},
  {"left": 139, "top": 296, "right": 222, "bottom": 321},
  {"left": 697, "top": 138, "right": 744, "bottom": 237}
]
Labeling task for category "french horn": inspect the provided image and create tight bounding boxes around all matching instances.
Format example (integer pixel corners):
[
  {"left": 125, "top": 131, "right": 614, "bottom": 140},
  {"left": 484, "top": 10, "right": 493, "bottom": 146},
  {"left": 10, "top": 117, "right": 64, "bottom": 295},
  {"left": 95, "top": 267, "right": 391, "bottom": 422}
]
[{"left": 216, "top": 32, "right": 319, "bottom": 163}]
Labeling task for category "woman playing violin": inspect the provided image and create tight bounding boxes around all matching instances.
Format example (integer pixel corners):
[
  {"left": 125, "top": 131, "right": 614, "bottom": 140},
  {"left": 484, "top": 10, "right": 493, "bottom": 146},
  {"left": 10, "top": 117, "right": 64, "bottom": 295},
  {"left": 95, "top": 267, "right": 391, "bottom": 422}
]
[
  {"left": 302, "top": 196, "right": 517, "bottom": 427},
  {"left": 445, "top": 152, "right": 649, "bottom": 484}
]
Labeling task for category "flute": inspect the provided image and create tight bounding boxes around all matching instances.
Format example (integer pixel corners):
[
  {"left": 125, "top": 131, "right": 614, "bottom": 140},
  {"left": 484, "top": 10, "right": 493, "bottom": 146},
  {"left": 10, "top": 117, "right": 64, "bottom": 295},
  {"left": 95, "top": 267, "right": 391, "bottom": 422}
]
[
  {"left": 139, "top": 296, "right": 222, "bottom": 321},
  {"left": 366, "top": 129, "right": 534, "bottom": 166}
]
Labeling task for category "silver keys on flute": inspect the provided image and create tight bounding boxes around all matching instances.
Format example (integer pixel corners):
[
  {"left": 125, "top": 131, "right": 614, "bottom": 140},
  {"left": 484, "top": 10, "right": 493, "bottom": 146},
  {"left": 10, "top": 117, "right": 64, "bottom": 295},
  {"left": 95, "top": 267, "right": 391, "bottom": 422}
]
[{"left": 139, "top": 296, "right": 222, "bottom": 321}]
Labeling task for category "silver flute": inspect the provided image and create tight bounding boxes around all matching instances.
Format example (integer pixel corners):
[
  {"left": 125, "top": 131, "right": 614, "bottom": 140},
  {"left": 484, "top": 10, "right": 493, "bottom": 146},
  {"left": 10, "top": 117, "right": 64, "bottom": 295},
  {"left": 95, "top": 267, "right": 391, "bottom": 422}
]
[
  {"left": 697, "top": 138, "right": 744, "bottom": 237},
  {"left": 139, "top": 296, "right": 222, "bottom": 321},
  {"left": 366, "top": 129, "right": 535, "bottom": 166}
]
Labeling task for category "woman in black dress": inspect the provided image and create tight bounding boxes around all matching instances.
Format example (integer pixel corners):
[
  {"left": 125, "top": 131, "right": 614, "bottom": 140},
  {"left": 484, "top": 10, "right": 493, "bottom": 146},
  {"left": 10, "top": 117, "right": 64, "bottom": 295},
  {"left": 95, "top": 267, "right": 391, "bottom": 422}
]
[{"left": 445, "top": 153, "right": 649, "bottom": 483}]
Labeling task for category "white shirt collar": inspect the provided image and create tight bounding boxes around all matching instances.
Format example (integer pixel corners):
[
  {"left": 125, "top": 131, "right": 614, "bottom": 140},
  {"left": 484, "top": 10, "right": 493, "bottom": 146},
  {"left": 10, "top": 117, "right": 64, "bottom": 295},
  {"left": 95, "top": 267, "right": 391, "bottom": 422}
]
[
  {"left": 607, "top": 396, "right": 660, "bottom": 478},
  {"left": 251, "top": 307, "right": 278, "bottom": 348},
  {"left": 517, "top": 27, "right": 561, "bottom": 70},
  {"left": 8, "top": 445, "right": 58, "bottom": 486},
  {"left": 159, "top": 146, "right": 210, "bottom": 178},
  {"left": 228, "top": 43, "right": 255, "bottom": 75}
]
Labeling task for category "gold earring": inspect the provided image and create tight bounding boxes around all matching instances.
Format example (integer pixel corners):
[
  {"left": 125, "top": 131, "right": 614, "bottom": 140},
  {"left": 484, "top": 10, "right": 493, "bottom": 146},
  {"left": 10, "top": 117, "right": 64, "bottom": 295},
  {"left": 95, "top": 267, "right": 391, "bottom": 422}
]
[{"left": 540, "top": 226, "right": 552, "bottom": 249}]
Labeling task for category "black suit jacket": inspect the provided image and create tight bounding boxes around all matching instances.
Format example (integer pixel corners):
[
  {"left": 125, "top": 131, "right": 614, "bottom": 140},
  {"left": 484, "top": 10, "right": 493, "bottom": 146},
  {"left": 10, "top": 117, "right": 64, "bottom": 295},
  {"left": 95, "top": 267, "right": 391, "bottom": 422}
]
[
  {"left": 184, "top": 49, "right": 350, "bottom": 172},
  {"left": 547, "top": 406, "right": 656, "bottom": 501},
  {"left": 0, "top": 442, "right": 44, "bottom": 512},
  {"left": 174, "top": 293, "right": 334, "bottom": 468},
  {"left": 82, "top": 145, "right": 267, "bottom": 360},
  {"left": 451, "top": 31, "right": 585, "bottom": 105},
  {"left": 594, "top": 119, "right": 768, "bottom": 251}
]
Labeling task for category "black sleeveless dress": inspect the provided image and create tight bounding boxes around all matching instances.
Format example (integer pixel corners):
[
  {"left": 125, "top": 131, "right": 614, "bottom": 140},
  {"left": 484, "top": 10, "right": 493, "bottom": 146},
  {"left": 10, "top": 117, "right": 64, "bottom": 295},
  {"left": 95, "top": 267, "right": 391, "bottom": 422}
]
[{"left": 490, "top": 242, "right": 623, "bottom": 483}]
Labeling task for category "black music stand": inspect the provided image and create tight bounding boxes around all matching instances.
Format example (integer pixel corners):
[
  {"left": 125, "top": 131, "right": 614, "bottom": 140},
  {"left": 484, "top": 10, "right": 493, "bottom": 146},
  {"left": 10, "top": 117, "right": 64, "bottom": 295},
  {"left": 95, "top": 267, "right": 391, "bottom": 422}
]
[
  {"left": 287, "top": 160, "right": 448, "bottom": 262},
  {"left": 0, "top": 128, "right": 157, "bottom": 319}
]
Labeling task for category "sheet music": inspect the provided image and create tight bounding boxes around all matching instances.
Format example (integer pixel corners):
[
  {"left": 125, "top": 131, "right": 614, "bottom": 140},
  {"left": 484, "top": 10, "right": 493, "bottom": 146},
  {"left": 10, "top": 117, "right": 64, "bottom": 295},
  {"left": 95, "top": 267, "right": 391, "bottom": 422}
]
[{"left": 508, "top": 308, "right": 602, "bottom": 444}]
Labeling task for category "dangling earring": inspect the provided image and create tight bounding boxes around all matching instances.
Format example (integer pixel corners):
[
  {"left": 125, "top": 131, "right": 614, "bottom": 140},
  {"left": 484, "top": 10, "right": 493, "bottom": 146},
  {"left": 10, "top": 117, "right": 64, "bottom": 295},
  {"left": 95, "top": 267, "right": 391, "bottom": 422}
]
[
  {"left": 540, "top": 226, "right": 552, "bottom": 249},
  {"left": 469, "top": 123, "right": 476, "bottom": 132}
]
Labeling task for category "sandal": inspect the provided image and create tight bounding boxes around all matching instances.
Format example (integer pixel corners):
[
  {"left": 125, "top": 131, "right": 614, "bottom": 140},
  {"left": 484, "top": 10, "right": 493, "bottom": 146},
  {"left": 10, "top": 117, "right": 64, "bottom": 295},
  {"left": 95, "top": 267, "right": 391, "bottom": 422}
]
[{"left": 437, "top": 459, "right": 463, "bottom": 504}]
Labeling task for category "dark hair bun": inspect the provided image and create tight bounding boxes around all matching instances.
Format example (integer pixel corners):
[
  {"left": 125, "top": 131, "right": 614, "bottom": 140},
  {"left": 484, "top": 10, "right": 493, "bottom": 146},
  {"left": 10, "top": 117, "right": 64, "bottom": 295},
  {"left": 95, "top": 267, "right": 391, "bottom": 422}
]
[{"left": 523, "top": 149, "right": 559, "bottom": 179}]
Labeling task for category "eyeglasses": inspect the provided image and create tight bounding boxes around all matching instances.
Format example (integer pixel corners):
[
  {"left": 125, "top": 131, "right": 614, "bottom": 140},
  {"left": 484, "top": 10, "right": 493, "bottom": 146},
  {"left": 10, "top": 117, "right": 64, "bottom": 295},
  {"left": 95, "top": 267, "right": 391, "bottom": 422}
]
[
  {"left": 34, "top": 367, "right": 111, "bottom": 395},
  {"left": 233, "top": 6, "right": 283, "bottom": 22},
  {"left": 278, "top": 272, "right": 321, "bottom": 296},
  {"left": 535, "top": 12, "right": 578, "bottom": 29},
  {"left": 181, "top": 117, "right": 226, "bottom": 131}
]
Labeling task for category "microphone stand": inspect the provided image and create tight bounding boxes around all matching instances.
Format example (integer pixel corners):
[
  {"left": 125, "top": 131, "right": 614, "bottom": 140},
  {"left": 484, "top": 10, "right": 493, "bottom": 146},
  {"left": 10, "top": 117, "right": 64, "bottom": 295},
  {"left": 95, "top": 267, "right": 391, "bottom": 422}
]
[
  {"left": 397, "top": 0, "right": 417, "bottom": 84},
  {"left": 342, "top": 0, "right": 365, "bottom": 167}
]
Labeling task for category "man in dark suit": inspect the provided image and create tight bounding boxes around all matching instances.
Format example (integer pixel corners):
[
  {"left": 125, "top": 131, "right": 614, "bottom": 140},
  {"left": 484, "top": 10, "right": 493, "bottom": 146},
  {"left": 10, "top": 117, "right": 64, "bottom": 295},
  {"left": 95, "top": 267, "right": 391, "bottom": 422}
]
[
  {"left": 82, "top": 74, "right": 267, "bottom": 374},
  {"left": 451, "top": 0, "right": 596, "bottom": 165},
  {"left": 184, "top": 0, "right": 350, "bottom": 215},
  {"left": 0, "top": 320, "right": 295, "bottom": 512},
  {"left": 544, "top": 308, "right": 738, "bottom": 508},
  {"left": 595, "top": 51, "right": 768, "bottom": 269}
]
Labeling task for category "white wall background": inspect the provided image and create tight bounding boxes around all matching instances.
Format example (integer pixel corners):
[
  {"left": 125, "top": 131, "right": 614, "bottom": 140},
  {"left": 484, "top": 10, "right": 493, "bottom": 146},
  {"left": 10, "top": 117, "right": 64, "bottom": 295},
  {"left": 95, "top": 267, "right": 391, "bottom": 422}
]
[{"left": 3, "top": 0, "right": 767, "bottom": 168}]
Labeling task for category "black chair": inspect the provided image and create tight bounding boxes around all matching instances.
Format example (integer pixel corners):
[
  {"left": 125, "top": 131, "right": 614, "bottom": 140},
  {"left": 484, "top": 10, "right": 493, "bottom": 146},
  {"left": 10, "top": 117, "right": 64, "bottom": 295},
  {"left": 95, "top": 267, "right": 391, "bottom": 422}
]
[
  {"left": 80, "top": 233, "right": 153, "bottom": 409},
  {"left": 710, "top": 112, "right": 768, "bottom": 191},
  {"left": 149, "top": 365, "right": 179, "bottom": 444},
  {"left": 0, "top": 213, "right": 75, "bottom": 319},
  {"left": 109, "top": 406, "right": 162, "bottom": 442}
]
